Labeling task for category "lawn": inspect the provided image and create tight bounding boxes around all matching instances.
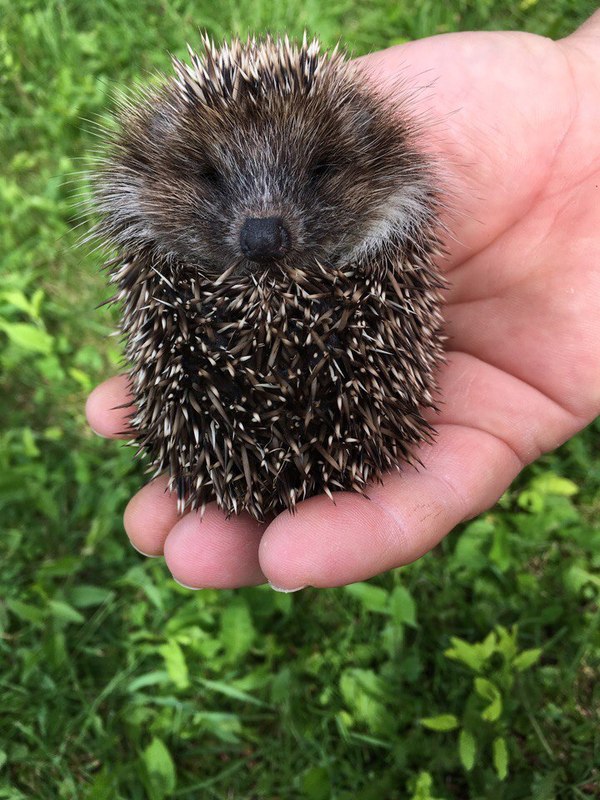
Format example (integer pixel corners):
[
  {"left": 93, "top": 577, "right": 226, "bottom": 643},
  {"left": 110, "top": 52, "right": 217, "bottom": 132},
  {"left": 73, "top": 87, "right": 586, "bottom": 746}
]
[{"left": 0, "top": 1, "right": 599, "bottom": 798}]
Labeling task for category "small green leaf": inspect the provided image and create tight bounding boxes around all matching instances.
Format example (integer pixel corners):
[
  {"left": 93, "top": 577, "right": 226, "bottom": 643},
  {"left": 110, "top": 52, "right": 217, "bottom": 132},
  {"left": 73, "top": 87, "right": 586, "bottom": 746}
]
[
  {"left": 490, "top": 527, "right": 511, "bottom": 572},
  {"left": 495, "top": 625, "right": 518, "bottom": 662},
  {"left": 409, "top": 771, "right": 444, "bottom": 800},
  {"left": 0, "top": 321, "right": 53, "bottom": 353},
  {"left": 199, "top": 678, "right": 270, "bottom": 707},
  {"left": 219, "top": 599, "right": 255, "bottom": 661},
  {"left": 84, "top": 768, "right": 116, "bottom": 800},
  {"left": 43, "top": 425, "right": 63, "bottom": 441},
  {"left": 122, "top": 566, "right": 164, "bottom": 610},
  {"left": 517, "top": 489, "right": 544, "bottom": 513},
  {"left": 143, "top": 737, "right": 176, "bottom": 800},
  {"left": 68, "top": 366, "right": 92, "bottom": 390},
  {"left": 301, "top": 765, "right": 331, "bottom": 800},
  {"left": 445, "top": 636, "right": 487, "bottom": 672},
  {"left": 482, "top": 697, "right": 503, "bottom": 723},
  {"left": 474, "top": 678, "right": 502, "bottom": 722},
  {"left": 127, "top": 672, "right": 170, "bottom": 693},
  {"left": 193, "top": 711, "right": 242, "bottom": 744},
  {"left": 531, "top": 473, "right": 579, "bottom": 497},
  {"left": 493, "top": 736, "right": 509, "bottom": 780},
  {"left": 513, "top": 648, "right": 542, "bottom": 671},
  {"left": 450, "top": 517, "right": 494, "bottom": 573},
  {"left": 21, "top": 427, "right": 39, "bottom": 457},
  {"left": 344, "top": 582, "right": 389, "bottom": 613},
  {"left": 6, "top": 599, "right": 45, "bottom": 626},
  {"left": 564, "top": 564, "right": 600, "bottom": 593},
  {"left": 0, "top": 289, "right": 40, "bottom": 318},
  {"left": 48, "top": 600, "right": 85, "bottom": 625},
  {"left": 474, "top": 677, "right": 497, "bottom": 701},
  {"left": 389, "top": 585, "right": 417, "bottom": 627},
  {"left": 420, "top": 714, "right": 459, "bottom": 732},
  {"left": 458, "top": 729, "right": 476, "bottom": 771},
  {"left": 340, "top": 668, "right": 392, "bottom": 734},
  {"left": 30, "top": 288, "right": 44, "bottom": 319},
  {"left": 480, "top": 631, "right": 498, "bottom": 660},
  {"left": 158, "top": 640, "right": 189, "bottom": 690},
  {"left": 69, "top": 585, "right": 114, "bottom": 608}
]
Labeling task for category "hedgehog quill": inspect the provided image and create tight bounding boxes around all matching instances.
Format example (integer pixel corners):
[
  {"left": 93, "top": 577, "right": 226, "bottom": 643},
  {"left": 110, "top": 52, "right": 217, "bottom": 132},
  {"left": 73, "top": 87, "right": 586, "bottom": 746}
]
[{"left": 92, "top": 33, "right": 447, "bottom": 522}]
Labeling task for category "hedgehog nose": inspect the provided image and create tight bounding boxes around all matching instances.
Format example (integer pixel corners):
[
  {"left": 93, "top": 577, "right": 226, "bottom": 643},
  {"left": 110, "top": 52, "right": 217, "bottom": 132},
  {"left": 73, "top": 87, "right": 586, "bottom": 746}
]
[{"left": 240, "top": 217, "right": 291, "bottom": 262}]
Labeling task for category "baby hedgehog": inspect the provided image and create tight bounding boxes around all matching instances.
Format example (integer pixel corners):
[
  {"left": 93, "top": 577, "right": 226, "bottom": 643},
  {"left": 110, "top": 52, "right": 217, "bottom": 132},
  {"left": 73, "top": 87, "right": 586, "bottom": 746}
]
[{"left": 92, "top": 33, "right": 447, "bottom": 522}]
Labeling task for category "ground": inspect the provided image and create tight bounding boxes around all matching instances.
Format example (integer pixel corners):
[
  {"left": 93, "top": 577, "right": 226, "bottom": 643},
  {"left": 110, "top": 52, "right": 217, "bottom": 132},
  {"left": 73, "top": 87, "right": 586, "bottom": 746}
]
[{"left": 0, "top": 1, "right": 598, "bottom": 798}]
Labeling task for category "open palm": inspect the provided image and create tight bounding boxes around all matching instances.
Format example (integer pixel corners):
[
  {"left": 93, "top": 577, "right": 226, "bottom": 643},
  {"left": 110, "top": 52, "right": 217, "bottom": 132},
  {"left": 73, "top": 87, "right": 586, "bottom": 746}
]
[{"left": 86, "top": 16, "right": 600, "bottom": 590}]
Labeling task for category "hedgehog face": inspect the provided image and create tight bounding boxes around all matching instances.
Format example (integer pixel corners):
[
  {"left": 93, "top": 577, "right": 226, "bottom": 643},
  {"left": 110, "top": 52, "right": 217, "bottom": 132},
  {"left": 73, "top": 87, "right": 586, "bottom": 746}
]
[{"left": 97, "top": 38, "right": 430, "bottom": 280}]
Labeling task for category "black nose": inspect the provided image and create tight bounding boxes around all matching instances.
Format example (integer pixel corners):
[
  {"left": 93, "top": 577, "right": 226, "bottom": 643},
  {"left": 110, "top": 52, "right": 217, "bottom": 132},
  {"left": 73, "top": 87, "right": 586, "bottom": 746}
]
[{"left": 240, "top": 217, "right": 291, "bottom": 262}]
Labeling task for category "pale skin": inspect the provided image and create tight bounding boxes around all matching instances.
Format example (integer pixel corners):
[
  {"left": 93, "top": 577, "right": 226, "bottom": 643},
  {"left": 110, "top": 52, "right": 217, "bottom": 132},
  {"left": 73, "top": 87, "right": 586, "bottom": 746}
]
[{"left": 86, "top": 13, "right": 600, "bottom": 591}]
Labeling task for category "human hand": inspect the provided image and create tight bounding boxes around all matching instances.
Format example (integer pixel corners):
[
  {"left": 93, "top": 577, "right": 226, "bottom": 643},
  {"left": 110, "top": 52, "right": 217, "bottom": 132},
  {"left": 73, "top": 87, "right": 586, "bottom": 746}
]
[{"left": 86, "top": 15, "right": 600, "bottom": 590}]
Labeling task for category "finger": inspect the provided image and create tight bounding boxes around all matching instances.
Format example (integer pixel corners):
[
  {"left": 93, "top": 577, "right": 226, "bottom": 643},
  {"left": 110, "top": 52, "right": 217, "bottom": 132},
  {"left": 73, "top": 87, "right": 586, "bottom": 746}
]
[
  {"left": 258, "top": 424, "right": 522, "bottom": 589},
  {"left": 124, "top": 475, "right": 180, "bottom": 556},
  {"left": 86, "top": 374, "right": 134, "bottom": 438},
  {"left": 424, "top": 351, "right": 581, "bottom": 462},
  {"left": 124, "top": 475, "right": 267, "bottom": 588},
  {"left": 163, "top": 508, "right": 266, "bottom": 589}
]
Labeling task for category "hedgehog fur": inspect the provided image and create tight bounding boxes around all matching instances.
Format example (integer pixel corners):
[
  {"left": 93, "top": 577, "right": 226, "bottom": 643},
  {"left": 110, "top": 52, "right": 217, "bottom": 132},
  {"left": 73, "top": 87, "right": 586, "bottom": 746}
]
[{"left": 92, "top": 33, "right": 447, "bottom": 522}]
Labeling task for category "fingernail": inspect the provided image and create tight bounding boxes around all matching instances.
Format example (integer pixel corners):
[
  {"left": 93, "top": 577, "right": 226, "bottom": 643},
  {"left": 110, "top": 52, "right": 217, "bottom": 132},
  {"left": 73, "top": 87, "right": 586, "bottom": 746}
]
[
  {"left": 171, "top": 575, "right": 203, "bottom": 591},
  {"left": 268, "top": 581, "right": 307, "bottom": 593},
  {"left": 90, "top": 425, "right": 109, "bottom": 439},
  {"left": 129, "top": 540, "right": 162, "bottom": 558}
]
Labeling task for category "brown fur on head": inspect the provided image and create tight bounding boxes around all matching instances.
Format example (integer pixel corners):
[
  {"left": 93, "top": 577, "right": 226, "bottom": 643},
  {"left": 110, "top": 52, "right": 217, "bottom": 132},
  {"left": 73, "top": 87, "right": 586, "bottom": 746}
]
[
  {"left": 94, "top": 34, "right": 435, "bottom": 280},
  {"left": 92, "top": 34, "right": 446, "bottom": 521}
]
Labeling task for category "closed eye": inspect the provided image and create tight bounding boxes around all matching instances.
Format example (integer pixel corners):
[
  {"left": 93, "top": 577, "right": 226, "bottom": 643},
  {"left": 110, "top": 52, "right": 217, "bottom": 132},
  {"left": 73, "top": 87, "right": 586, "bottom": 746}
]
[
  {"left": 198, "top": 164, "right": 222, "bottom": 186},
  {"left": 309, "top": 154, "right": 349, "bottom": 184}
]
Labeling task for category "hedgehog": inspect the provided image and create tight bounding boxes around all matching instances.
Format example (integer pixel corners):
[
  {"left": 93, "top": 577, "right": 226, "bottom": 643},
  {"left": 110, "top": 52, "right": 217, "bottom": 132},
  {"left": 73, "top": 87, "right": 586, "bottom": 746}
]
[{"left": 91, "top": 33, "right": 447, "bottom": 522}]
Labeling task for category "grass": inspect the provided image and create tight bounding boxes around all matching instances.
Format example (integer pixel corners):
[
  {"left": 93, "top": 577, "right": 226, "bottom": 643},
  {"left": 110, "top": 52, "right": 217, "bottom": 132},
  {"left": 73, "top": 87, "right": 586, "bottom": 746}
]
[{"left": 0, "top": 0, "right": 599, "bottom": 798}]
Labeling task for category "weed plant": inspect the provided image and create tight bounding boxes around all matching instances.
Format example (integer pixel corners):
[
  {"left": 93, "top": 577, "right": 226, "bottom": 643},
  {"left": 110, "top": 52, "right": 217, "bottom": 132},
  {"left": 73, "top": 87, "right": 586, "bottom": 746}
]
[{"left": 0, "top": 1, "right": 598, "bottom": 797}]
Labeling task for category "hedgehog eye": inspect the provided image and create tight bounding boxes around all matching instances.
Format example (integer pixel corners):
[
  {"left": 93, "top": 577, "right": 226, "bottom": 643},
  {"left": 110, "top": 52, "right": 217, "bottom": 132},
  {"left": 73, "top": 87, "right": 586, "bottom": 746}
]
[
  {"left": 309, "top": 156, "right": 342, "bottom": 183},
  {"left": 198, "top": 164, "right": 222, "bottom": 186}
]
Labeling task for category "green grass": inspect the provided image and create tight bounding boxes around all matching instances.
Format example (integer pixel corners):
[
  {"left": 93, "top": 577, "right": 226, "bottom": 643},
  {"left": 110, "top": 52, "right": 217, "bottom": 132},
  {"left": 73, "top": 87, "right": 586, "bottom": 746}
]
[{"left": 1, "top": 1, "right": 599, "bottom": 798}]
